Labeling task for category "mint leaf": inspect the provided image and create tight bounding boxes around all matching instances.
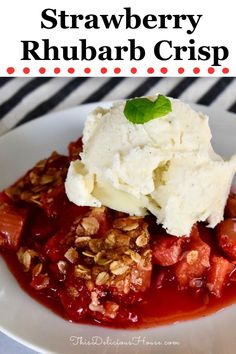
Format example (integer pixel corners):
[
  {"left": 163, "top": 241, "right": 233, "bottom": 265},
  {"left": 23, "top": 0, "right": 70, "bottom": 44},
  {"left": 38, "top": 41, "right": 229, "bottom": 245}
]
[{"left": 124, "top": 95, "right": 172, "bottom": 124}]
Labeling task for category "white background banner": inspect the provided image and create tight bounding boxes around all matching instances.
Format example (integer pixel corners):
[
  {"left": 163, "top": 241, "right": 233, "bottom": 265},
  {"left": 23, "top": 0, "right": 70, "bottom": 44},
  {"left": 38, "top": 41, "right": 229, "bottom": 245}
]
[{"left": 0, "top": 0, "right": 234, "bottom": 76}]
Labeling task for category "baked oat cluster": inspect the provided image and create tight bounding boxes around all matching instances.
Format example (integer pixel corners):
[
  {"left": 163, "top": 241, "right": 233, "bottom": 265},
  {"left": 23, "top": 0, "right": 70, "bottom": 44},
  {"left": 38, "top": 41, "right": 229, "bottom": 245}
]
[
  {"left": 5, "top": 152, "right": 69, "bottom": 217},
  {"left": 17, "top": 207, "right": 152, "bottom": 322},
  {"left": 3, "top": 147, "right": 152, "bottom": 323}
]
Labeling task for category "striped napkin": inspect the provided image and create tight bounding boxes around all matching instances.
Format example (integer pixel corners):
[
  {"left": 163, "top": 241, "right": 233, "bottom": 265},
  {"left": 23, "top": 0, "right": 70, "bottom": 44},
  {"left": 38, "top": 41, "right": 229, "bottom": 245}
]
[{"left": 0, "top": 77, "right": 236, "bottom": 136}]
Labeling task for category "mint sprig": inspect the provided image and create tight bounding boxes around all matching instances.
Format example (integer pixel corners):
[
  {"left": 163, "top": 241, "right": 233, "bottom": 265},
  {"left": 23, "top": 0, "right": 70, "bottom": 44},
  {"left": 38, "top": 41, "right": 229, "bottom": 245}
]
[{"left": 124, "top": 95, "right": 172, "bottom": 124}]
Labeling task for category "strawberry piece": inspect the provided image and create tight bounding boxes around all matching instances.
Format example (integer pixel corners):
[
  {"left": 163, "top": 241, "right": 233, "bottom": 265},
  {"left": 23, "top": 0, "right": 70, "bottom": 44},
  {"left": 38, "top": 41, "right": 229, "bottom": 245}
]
[
  {"left": 0, "top": 203, "right": 28, "bottom": 250},
  {"left": 154, "top": 269, "right": 166, "bottom": 289},
  {"left": 44, "top": 204, "right": 89, "bottom": 262},
  {"left": 29, "top": 207, "right": 56, "bottom": 241},
  {"left": 152, "top": 234, "right": 185, "bottom": 266},
  {"left": 60, "top": 266, "right": 141, "bottom": 325},
  {"left": 61, "top": 270, "right": 140, "bottom": 325},
  {"left": 175, "top": 225, "right": 211, "bottom": 289},
  {"left": 207, "top": 255, "right": 234, "bottom": 297},
  {"left": 217, "top": 218, "right": 236, "bottom": 260},
  {"left": 59, "top": 272, "right": 91, "bottom": 322},
  {"left": 44, "top": 231, "right": 74, "bottom": 262}
]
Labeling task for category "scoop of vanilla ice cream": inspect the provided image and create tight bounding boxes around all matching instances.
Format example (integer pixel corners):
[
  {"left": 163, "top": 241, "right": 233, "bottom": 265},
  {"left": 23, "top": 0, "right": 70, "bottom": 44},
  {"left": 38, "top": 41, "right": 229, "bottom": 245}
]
[{"left": 65, "top": 96, "right": 236, "bottom": 236}]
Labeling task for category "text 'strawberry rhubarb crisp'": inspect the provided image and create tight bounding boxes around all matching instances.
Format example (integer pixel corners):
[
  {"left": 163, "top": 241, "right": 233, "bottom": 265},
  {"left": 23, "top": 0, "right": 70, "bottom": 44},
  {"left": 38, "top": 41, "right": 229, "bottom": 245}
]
[{"left": 1, "top": 95, "right": 236, "bottom": 328}]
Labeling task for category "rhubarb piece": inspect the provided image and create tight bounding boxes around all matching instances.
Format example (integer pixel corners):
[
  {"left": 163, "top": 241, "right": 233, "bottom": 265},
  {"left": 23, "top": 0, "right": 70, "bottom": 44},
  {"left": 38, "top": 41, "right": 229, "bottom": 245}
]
[
  {"left": 207, "top": 255, "right": 234, "bottom": 297},
  {"left": 0, "top": 203, "right": 28, "bottom": 250}
]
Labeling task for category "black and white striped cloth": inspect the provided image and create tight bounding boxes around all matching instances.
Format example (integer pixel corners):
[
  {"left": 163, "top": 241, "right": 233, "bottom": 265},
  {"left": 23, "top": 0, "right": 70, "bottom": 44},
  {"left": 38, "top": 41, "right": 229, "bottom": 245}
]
[{"left": 0, "top": 77, "right": 236, "bottom": 136}]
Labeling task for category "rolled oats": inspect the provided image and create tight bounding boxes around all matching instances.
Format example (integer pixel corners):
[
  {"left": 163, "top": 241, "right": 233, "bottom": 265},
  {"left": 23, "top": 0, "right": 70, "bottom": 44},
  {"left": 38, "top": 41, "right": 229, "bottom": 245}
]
[
  {"left": 113, "top": 217, "right": 141, "bottom": 231},
  {"left": 128, "top": 250, "right": 142, "bottom": 263},
  {"left": 94, "top": 251, "right": 112, "bottom": 266},
  {"left": 81, "top": 216, "right": 99, "bottom": 235},
  {"left": 29, "top": 171, "right": 39, "bottom": 185},
  {"left": 67, "top": 286, "right": 79, "bottom": 299},
  {"left": 22, "top": 251, "right": 32, "bottom": 272},
  {"left": 74, "top": 264, "right": 91, "bottom": 280},
  {"left": 17, "top": 248, "right": 38, "bottom": 272},
  {"left": 104, "top": 301, "right": 119, "bottom": 319},
  {"left": 40, "top": 175, "right": 55, "bottom": 185},
  {"left": 33, "top": 274, "right": 50, "bottom": 290},
  {"left": 64, "top": 247, "right": 79, "bottom": 264},
  {"left": 110, "top": 261, "right": 129, "bottom": 275},
  {"left": 57, "top": 260, "right": 69, "bottom": 274},
  {"left": 75, "top": 224, "right": 85, "bottom": 236},
  {"left": 88, "top": 303, "right": 105, "bottom": 314},
  {"left": 105, "top": 232, "right": 116, "bottom": 247},
  {"left": 95, "top": 271, "right": 110, "bottom": 286},
  {"left": 82, "top": 250, "right": 95, "bottom": 258},
  {"left": 115, "top": 233, "right": 131, "bottom": 247},
  {"left": 135, "top": 233, "right": 148, "bottom": 247},
  {"left": 89, "top": 239, "right": 103, "bottom": 253}
]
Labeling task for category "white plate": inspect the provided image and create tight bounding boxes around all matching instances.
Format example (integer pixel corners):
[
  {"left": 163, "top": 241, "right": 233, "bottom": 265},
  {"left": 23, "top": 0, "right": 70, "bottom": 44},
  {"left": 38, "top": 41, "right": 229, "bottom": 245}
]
[{"left": 1, "top": 102, "right": 236, "bottom": 354}]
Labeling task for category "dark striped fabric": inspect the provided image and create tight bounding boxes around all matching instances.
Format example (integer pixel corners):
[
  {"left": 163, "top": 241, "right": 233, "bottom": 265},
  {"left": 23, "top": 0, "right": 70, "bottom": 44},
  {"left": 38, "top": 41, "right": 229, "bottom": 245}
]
[{"left": 0, "top": 77, "right": 236, "bottom": 136}]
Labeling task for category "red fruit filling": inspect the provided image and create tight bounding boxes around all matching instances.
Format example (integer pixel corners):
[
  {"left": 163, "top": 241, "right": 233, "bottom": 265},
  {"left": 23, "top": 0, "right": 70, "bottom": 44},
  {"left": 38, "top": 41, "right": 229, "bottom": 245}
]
[{"left": 1, "top": 140, "right": 236, "bottom": 329}]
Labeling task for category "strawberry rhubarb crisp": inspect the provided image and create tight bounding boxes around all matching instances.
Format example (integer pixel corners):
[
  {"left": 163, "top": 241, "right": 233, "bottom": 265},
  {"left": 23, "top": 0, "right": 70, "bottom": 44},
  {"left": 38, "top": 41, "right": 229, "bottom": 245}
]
[{"left": 1, "top": 96, "right": 236, "bottom": 328}]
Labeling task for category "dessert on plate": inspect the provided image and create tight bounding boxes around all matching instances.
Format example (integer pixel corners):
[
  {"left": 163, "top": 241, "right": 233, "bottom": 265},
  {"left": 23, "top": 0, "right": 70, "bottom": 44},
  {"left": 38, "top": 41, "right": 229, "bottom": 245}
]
[{"left": 1, "top": 94, "right": 236, "bottom": 328}]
